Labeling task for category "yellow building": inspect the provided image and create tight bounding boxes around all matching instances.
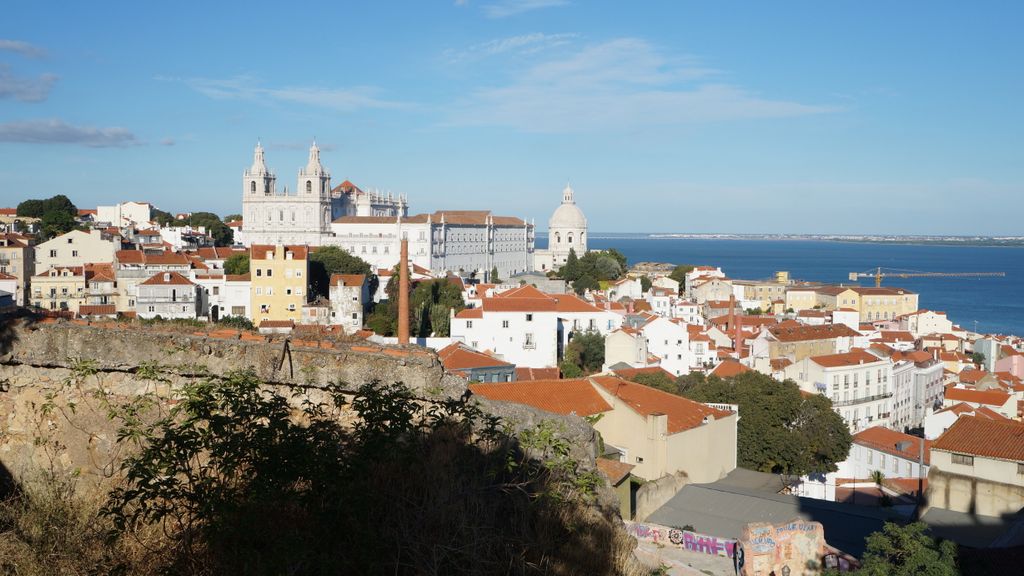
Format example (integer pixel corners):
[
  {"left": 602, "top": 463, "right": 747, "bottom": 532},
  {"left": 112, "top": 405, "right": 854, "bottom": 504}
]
[
  {"left": 250, "top": 244, "right": 308, "bottom": 325},
  {"left": 816, "top": 286, "right": 918, "bottom": 322},
  {"left": 31, "top": 266, "right": 86, "bottom": 313}
]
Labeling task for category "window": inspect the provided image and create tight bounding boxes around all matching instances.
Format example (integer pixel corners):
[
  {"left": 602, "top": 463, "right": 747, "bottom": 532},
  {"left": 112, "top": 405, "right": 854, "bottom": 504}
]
[
  {"left": 256, "top": 269, "right": 262, "bottom": 277},
  {"left": 286, "top": 269, "right": 292, "bottom": 278},
  {"left": 502, "top": 320, "right": 510, "bottom": 328},
  {"left": 352, "top": 313, "right": 358, "bottom": 320},
  {"left": 255, "top": 287, "right": 263, "bottom": 295},
  {"left": 951, "top": 454, "right": 974, "bottom": 466},
  {"left": 266, "top": 288, "right": 273, "bottom": 296},
  {"left": 232, "top": 306, "right": 245, "bottom": 316},
  {"left": 288, "top": 304, "right": 296, "bottom": 311},
  {"left": 306, "top": 180, "right": 312, "bottom": 193},
  {"left": 525, "top": 333, "right": 535, "bottom": 349},
  {"left": 466, "top": 321, "right": 473, "bottom": 329},
  {"left": 526, "top": 313, "right": 533, "bottom": 322},
  {"left": 148, "top": 306, "right": 155, "bottom": 312},
  {"left": 267, "top": 269, "right": 272, "bottom": 277},
  {"left": 1018, "top": 463, "right": 1024, "bottom": 475},
  {"left": 260, "top": 304, "right": 269, "bottom": 313},
  {"left": 251, "top": 181, "right": 256, "bottom": 193},
  {"left": 286, "top": 288, "right": 292, "bottom": 295},
  {"left": 213, "top": 287, "right": 220, "bottom": 296},
  {"left": 867, "top": 450, "right": 873, "bottom": 465},
  {"left": 50, "top": 249, "right": 57, "bottom": 258}
]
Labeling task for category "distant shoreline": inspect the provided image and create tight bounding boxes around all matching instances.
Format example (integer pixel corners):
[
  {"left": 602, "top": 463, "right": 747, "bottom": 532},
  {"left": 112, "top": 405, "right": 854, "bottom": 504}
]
[{"left": 561, "top": 233, "right": 1024, "bottom": 248}]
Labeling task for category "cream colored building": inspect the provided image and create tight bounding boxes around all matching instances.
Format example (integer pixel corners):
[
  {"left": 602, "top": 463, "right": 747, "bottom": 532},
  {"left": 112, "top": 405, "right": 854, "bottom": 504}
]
[
  {"left": 250, "top": 244, "right": 309, "bottom": 325},
  {"left": 35, "top": 229, "right": 117, "bottom": 273},
  {"left": 470, "top": 376, "right": 738, "bottom": 483},
  {"left": 928, "top": 416, "right": 1024, "bottom": 517},
  {"left": 31, "top": 266, "right": 86, "bottom": 313},
  {"left": 0, "top": 233, "right": 33, "bottom": 305}
]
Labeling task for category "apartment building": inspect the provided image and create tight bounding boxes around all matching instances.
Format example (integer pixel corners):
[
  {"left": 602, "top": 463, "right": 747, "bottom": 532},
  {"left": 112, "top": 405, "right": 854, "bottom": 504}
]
[{"left": 250, "top": 244, "right": 309, "bottom": 325}]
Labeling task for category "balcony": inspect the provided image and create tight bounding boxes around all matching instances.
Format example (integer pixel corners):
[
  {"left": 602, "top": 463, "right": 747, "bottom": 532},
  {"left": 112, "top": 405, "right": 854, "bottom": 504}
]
[{"left": 833, "top": 392, "right": 893, "bottom": 408}]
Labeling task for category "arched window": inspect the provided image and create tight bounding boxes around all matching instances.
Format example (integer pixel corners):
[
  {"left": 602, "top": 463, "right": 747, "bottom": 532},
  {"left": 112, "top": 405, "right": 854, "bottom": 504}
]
[
  {"left": 306, "top": 180, "right": 312, "bottom": 193},
  {"left": 250, "top": 181, "right": 256, "bottom": 193},
  {"left": 555, "top": 233, "right": 561, "bottom": 244},
  {"left": 567, "top": 233, "right": 573, "bottom": 244}
]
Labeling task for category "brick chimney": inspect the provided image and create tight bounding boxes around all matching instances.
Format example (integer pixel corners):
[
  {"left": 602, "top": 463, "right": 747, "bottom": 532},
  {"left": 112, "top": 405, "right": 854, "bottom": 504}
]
[{"left": 398, "top": 238, "right": 410, "bottom": 345}]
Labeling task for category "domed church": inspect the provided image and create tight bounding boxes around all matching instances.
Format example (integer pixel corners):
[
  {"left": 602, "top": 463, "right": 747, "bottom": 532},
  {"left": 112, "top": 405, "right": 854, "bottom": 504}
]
[{"left": 533, "top": 183, "right": 587, "bottom": 272}]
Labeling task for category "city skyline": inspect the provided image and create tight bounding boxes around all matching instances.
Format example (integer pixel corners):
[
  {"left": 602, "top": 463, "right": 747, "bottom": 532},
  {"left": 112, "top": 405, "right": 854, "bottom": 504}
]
[{"left": 1, "top": 1, "right": 1022, "bottom": 234}]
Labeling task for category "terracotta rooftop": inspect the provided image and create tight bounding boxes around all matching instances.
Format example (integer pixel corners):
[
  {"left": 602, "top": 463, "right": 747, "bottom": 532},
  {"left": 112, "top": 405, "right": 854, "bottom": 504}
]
[
  {"left": 514, "top": 367, "right": 561, "bottom": 381},
  {"left": 935, "top": 402, "right": 1010, "bottom": 421},
  {"left": 249, "top": 244, "right": 309, "bottom": 261},
  {"left": 710, "top": 360, "right": 751, "bottom": 378},
  {"left": 455, "top": 308, "right": 483, "bottom": 319},
  {"left": 258, "top": 320, "right": 295, "bottom": 329},
  {"left": 140, "top": 271, "right": 195, "bottom": 286},
  {"left": 330, "top": 274, "right": 366, "bottom": 287},
  {"left": 943, "top": 386, "right": 1011, "bottom": 407},
  {"left": 769, "top": 323, "right": 860, "bottom": 342},
  {"left": 611, "top": 366, "right": 676, "bottom": 382},
  {"left": 469, "top": 378, "right": 612, "bottom": 417},
  {"left": 854, "top": 426, "right": 931, "bottom": 466},
  {"left": 590, "top": 376, "right": 733, "bottom": 434},
  {"left": 437, "top": 342, "right": 513, "bottom": 372},
  {"left": 78, "top": 304, "right": 116, "bottom": 315},
  {"left": 932, "top": 415, "right": 1024, "bottom": 461},
  {"left": 596, "top": 458, "right": 635, "bottom": 485},
  {"left": 809, "top": 348, "right": 885, "bottom": 368}
]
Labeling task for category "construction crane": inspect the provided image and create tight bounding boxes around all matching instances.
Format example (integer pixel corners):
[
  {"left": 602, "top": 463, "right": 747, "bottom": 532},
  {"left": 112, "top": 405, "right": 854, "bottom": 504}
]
[{"left": 848, "top": 267, "right": 1006, "bottom": 288}]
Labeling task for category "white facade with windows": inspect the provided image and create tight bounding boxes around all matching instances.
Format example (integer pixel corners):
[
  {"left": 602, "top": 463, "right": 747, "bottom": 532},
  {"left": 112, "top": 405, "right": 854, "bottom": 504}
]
[
  {"left": 640, "top": 317, "right": 693, "bottom": 376},
  {"left": 34, "top": 229, "right": 117, "bottom": 273},
  {"left": 786, "top": 350, "right": 894, "bottom": 433},
  {"left": 136, "top": 272, "right": 200, "bottom": 320},
  {"left": 194, "top": 274, "right": 251, "bottom": 320}
]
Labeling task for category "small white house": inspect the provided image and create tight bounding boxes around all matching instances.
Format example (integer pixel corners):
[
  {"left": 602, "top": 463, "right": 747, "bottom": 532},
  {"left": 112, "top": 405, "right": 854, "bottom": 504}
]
[{"left": 137, "top": 271, "right": 200, "bottom": 320}]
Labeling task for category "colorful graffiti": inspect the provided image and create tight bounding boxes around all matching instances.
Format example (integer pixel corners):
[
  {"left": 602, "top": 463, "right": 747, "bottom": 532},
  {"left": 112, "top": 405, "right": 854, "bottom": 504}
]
[
  {"left": 740, "top": 519, "right": 827, "bottom": 576},
  {"left": 624, "top": 521, "right": 736, "bottom": 558}
]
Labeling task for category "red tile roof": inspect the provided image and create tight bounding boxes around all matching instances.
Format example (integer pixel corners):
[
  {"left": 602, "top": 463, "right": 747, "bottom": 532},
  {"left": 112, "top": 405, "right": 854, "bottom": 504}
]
[
  {"left": 596, "top": 458, "right": 635, "bottom": 485},
  {"left": 810, "top": 349, "right": 885, "bottom": 368},
  {"left": 140, "top": 271, "right": 195, "bottom": 286},
  {"left": 957, "top": 368, "right": 989, "bottom": 384},
  {"left": 769, "top": 323, "right": 860, "bottom": 342},
  {"left": 854, "top": 426, "right": 931, "bottom": 466},
  {"left": 611, "top": 366, "right": 676, "bottom": 381},
  {"left": 515, "top": 367, "right": 561, "bottom": 381},
  {"left": 932, "top": 415, "right": 1024, "bottom": 461},
  {"left": 943, "top": 386, "right": 1011, "bottom": 407},
  {"left": 330, "top": 274, "right": 366, "bottom": 287},
  {"left": 78, "top": 304, "right": 116, "bottom": 315},
  {"left": 250, "top": 245, "right": 309, "bottom": 261},
  {"left": 590, "top": 376, "right": 733, "bottom": 434},
  {"left": 469, "top": 378, "right": 612, "bottom": 417},
  {"left": 258, "top": 320, "right": 295, "bottom": 329},
  {"left": 454, "top": 307, "right": 483, "bottom": 319},
  {"left": 438, "top": 342, "right": 513, "bottom": 372},
  {"left": 710, "top": 360, "right": 751, "bottom": 378}
]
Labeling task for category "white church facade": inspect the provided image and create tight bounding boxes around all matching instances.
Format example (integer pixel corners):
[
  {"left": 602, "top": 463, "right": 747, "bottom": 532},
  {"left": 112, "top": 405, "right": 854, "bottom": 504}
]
[
  {"left": 533, "top": 184, "right": 588, "bottom": 272},
  {"left": 236, "top": 142, "right": 535, "bottom": 280}
]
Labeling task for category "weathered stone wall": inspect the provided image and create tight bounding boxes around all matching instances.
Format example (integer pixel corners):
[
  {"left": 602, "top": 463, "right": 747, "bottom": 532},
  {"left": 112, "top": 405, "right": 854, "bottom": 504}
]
[
  {"left": 0, "top": 318, "right": 613, "bottom": 515},
  {"left": 926, "top": 466, "right": 1024, "bottom": 517}
]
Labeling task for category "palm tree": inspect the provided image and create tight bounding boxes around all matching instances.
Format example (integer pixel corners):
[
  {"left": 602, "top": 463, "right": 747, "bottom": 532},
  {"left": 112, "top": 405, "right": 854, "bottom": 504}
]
[{"left": 870, "top": 469, "right": 886, "bottom": 504}]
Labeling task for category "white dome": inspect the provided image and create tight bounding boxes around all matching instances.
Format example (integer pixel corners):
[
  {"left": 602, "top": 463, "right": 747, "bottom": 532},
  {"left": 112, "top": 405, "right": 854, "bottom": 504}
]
[{"left": 549, "top": 202, "right": 587, "bottom": 229}]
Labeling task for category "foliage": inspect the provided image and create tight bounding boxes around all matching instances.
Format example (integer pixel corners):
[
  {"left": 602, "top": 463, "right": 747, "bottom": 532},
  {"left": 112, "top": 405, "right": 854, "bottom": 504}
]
[
  {"left": 745, "top": 307, "right": 764, "bottom": 315},
  {"left": 16, "top": 195, "right": 76, "bottom": 219},
  {"left": 223, "top": 214, "right": 242, "bottom": 222},
  {"left": 366, "top": 276, "right": 464, "bottom": 337},
  {"left": 490, "top": 266, "right": 500, "bottom": 284},
  {"left": 679, "top": 371, "right": 852, "bottom": 475},
  {"left": 668, "top": 264, "right": 695, "bottom": 292},
  {"left": 559, "top": 249, "right": 628, "bottom": 286},
  {"left": 573, "top": 274, "right": 600, "bottom": 295},
  {"left": 308, "top": 246, "right": 374, "bottom": 299},
  {"left": 223, "top": 253, "right": 250, "bottom": 275},
  {"left": 38, "top": 210, "right": 79, "bottom": 240},
  {"left": 639, "top": 275, "right": 652, "bottom": 293},
  {"left": 154, "top": 210, "right": 234, "bottom": 246},
  {"left": 93, "top": 371, "right": 643, "bottom": 575},
  {"left": 217, "top": 315, "right": 254, "bottom": 330},
  {"left": 628, "top": 371, "right": 677, "bottom": 394},
  {"left": 562, "top": 330, "right": 605, "bottom": 376},
  {"left": 970, "top": 351, "right": 985, "bottom": 366},
  {"left": 559, "top": 360, "right": 584, "bottom": 379},
  {"left": 826, "top": 522, "right": 958, "bottom": 576}
]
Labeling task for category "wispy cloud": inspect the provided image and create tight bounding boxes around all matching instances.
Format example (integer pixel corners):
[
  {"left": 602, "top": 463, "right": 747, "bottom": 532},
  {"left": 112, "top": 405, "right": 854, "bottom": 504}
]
[
  {"left": 0, "top": 119, "right": 139, "bottom": 147},
  {"left": 0, "top": 64, "right": 57, "bottom": 102},
  {"left": 447, "top": 38, "right": 838, "bottom": 132},
  {"left": 169, "top": 75, "right": 407, "bottom": 112},
  {"left": 445, "top": 32, "right": 577, "bottom": 63},
  {"left": 159, "top": 137, "right": 175, "bottom": 146},
  {"left": 483, "top": 0, "right": 569, "bottom": 18},
  {"left": 0, "top": 39, "right": 46, "bottom": 59}
]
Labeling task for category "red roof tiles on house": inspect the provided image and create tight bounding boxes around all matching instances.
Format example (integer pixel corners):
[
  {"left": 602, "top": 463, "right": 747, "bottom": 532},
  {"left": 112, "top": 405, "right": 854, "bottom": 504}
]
[
  {"left": 250, "top": 245, "right": 309, "bottom": 260},
  {"left": 611, "top": 366, "right": 676, "bottom": 381},
  {"left": 596, "top": 458, "right": 635, "bottom": 485},
  {"left": 810, "top": 349, "right": 885, "bottom": 368},
  {"left": 437, "top": 343, "right": 513, "bottom": 373},
  {"left": 469, "top": 378, "right": 612, "bottom": 417},
  {"left": 710, "top": 360, "right": 751, "bottom": 378},
  {"left": 140, "top": 271, "right": 195, "bottom": 286},
  {"left": 943, "top": 386, "right": 1011, "bottom": 407},
  {"left": 515, "top": 367, "right": 561, "bottom": 381},
  {"left": 590, "top": 376, "right": 733, "bottom": 434},
  {"left": 932, "top": 415, "right": 1024, "bottom": 461},
  {"left": 854, "top": 426, "right": 932, "bottom": 466},
  {"left": 330, "top": 274, "right": 366, "bottom": 287}
]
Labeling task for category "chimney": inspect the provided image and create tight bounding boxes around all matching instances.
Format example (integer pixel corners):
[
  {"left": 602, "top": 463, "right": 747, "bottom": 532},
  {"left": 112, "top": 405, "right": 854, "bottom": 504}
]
[{"left": 398, "top": 238, "right": 410, "bottom": 345}]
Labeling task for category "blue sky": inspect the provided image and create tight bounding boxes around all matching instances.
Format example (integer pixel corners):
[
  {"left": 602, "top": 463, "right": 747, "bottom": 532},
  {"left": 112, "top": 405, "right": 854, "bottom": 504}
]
[{"left": 1, "top": 0, "right": 1021, "bottom": 234}]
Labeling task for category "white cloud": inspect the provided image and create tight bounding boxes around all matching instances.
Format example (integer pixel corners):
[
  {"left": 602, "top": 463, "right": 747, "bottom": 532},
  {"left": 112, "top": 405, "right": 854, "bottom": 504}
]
[
  {"left": 0, "top": 64, "right": 57, "bottom": 102},
  {"left": 0, "top": 39, "right": 46, "bottom": 58},
  {"left": 0, "top": 119, "right": 139, "bottom": 147},
  {"left": 160, "top": 137, "right": 175, "bottom": 146},
  {"left": 445, "top": 32, "right": 577, "bottom": 63},
  {"left": 483, "top": 0, "right": 569, "bottom": 18},
  {"left": 173, "top": 75, "right": 407, "bottom": 112},
  {"left": 447, "top": 38, "right": 838, "bottom": 132}
]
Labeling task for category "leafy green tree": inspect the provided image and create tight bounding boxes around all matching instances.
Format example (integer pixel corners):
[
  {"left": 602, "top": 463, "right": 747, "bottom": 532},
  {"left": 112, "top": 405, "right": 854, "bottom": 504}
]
[
  {"left": 39, "top": 210, "right": 78, "bottom": 240},
  {"left": 572, "top": 274, "right": 600, "bottom": 295},
  {"left": 668, "top": 264, "right": 694, "bottom": 292},
  {"left": 561, "top": 248, "right": 580, "bottom": 281},
  {"left": 591, "top": 254, "right": 622, "bottom": 280},
  {"left": 17, "top": 194, "right": 76, "bottom": 218},
  {"left": 562, "top": 330, "right": 605, "bottom": 375},
  {"left": 490, "top": 266, "right": 500, "bottom": 284},
  {"left": 188, "top": 211, "right": 233, "bottom": 246},
  {"left": 679, "top": 371, "right": 851, "bottom": 475},
  {"left": 559, "top": 360, "right": 584, "bottom": 379},
  {"left": 224, "top": 253, "right": 250, "bottom": 275},
  {"left": 745, "top": 307, "right": 764, "bottom": 315},
  {"left": 970, "top": 351, "right": 985, "bottom": 366},
  {"left": 602, "top": 248, "right": 628, "bottom": 272},
  {"left": 223, "top": 214, "right": 243, "bottom": 222},
  {"left": 218, "top": 315, "right": 255, "bottom": 330},
  {"left": 639, "top": 276, "right": 653, "bottom": 293},
  {"left": 629, "top": 371, "right": 677, "bottom": 394},
  {"left": 827, "top": 522, "right": 958, "bottom": 576},
  {"left": 308, "top": 246, "right": 374, "bottom": 299},
  {"left": 151, "top": 208, "right": 181, "bottom": 227}
]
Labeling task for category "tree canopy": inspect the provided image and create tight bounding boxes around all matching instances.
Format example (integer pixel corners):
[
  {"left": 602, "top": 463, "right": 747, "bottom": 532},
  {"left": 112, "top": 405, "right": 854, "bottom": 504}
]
[
  {"left": 827, "top": 522, "right": 958, "bottom": 576},
  {"left": 366, "top": 276, "right": 464, "bottom": 337},
  {"left": 668, "top": 264, "right": 694, "bottom": 293},
  {"left": 16, "top": 194, "right": 76, "bottom": 219},
  {"left": 308, "top": 246, "right": 374, "bottom": 299},
  {"left": 224, "top": 253, "right": 250, "bottom": 275},
  {"left": 678, "top": 371, "right": 852, "bottom": 475},
  {"left": 560, "top": 330, "right": 605, "bottom": 378}
]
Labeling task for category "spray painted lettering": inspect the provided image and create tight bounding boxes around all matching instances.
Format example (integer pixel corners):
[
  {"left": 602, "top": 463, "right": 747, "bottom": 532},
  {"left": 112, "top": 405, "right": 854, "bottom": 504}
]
[{"left": 625, "top": 521, "right": 736, "bottom": 558}]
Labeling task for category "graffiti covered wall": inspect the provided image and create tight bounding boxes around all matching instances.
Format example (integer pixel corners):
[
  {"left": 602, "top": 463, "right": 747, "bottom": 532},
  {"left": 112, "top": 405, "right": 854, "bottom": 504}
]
[{"left": 624, "top": 521, "right": 737, "bottom": 558}]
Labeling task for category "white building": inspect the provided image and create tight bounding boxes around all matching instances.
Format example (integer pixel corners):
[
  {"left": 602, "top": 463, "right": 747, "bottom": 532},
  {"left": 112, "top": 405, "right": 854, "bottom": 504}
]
[
  {"left": 603, "top": 327, "right": 653, "bottom": 370},
  {"left": 786, "top": 349, "right": 894, "bottom": 433},
  {"left": 137, "top": 271, "right": 200, "bottom": 320},
  {"left": 35, "top": 229, "right": 117, "bottom": 272},
  {"left": 889, "top": 350, "right": 945, "bottom": 432},
  {"left": 640, "top": 316, "right": 693, "bottom": 377},
  {"left": 534, "top": 184, "right": 587, "bottom": 272},
  {"left": 450, "top": 284, "right": 620, "bottom": 368},
  {"left": 193, "top": 273, "right": 251, "bottom": 320},
  {"left": 897, "top": 309, "right": 953, "bottom": 338},
  {"left": 96, "top": 201, "right": 152, "bottom": 228},
  {"left": 329, "top": 273, "right": 368, "bottom": 334}
]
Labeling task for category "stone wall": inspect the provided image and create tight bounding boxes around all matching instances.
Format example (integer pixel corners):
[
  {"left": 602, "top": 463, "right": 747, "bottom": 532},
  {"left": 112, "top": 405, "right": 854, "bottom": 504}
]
[
  {"left": 0, "top": 318, "right": 612, "bottom": 512},
  {"left": 927, "top": 466, "right": 1024, "bottom": 517}
]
